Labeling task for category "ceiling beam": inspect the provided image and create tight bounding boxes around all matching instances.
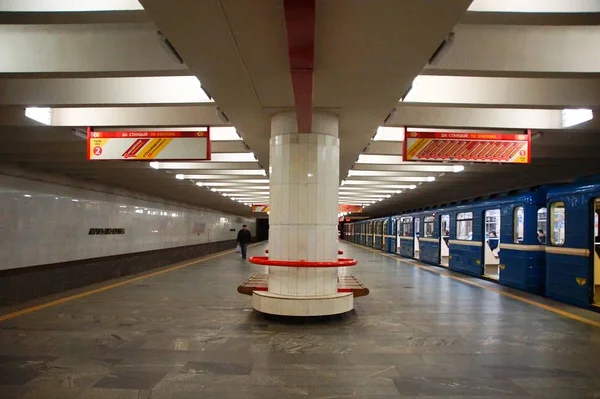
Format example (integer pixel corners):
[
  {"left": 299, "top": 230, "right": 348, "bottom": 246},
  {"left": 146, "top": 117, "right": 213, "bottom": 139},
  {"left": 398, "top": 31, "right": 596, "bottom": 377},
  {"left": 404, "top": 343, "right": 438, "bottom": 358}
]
[
  {"left": 387, "top": 105, "right": 564, "bottom": 130},
  {"left": 403, "top": 76, "right": 600, "bottom": 109},
  {"left": 0, "top": 10, "right": 147, "bottom": 24},
  {"left": 47, "top": 106, "right": 227, "bottom": 128},
  {"left": 0, "top": 76, "right": 212, "bottom": 107},
  {"left": 0, "top": 22, "right": 187, "bottom": 78},
  {"left": 425, "top": 24, "right": 600, "bottom": 78},
  {"left": 283, "top": 0, "right": 315, "bottom": 133}
]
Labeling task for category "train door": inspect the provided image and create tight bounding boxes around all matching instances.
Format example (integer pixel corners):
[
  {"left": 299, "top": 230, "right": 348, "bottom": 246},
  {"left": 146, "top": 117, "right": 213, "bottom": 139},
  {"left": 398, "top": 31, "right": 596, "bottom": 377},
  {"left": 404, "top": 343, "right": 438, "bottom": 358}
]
[
  {"left": 593, "top": 200, "right": 600, "bottom": 305},
  {"left": 483, "top": 209, "right": 501, "bottom": 279},
  {"left": 439, "top": 214, "right": 450, "bottom": 267},
  {"left": 372, "top": 221, "right": 377, "bottom": 247},
  {"left": 414, "top": 217, "right": 420, "bottom": 259},
  {"left": 396, "top": 218, "right": 401, "bottom": 254},
  {"left": 383, "top": 219, "right": 389, "bottom": 252}
]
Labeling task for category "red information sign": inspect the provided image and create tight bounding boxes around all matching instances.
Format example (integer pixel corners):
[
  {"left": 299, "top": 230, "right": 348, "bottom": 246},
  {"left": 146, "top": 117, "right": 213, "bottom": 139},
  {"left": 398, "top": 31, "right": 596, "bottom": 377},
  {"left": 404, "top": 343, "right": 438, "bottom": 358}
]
[
  {"left": 252, "top": 205, "right": 270, "bottom": 213},
  {"left": 253, "top": 204, "right": 363, "bottom": 213},
  {"left": 87, "top": 128, "right": 211, "bottom": 161},
  {"left": 339, "top": 204, "right": 363, "bottom": 213},
  {"left": 403, "top": 129, "right": 531, "bottom": 164}
]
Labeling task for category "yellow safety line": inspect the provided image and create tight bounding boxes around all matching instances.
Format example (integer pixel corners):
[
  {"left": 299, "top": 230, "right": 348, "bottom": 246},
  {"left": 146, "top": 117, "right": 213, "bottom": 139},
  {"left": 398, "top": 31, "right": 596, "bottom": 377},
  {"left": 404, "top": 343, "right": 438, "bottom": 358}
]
[
  {"left": 346, "top": 242, "right": 600, "bottom": 329},
  {"left": 0, "top": 244, "right": 257, "bottom": 323}
]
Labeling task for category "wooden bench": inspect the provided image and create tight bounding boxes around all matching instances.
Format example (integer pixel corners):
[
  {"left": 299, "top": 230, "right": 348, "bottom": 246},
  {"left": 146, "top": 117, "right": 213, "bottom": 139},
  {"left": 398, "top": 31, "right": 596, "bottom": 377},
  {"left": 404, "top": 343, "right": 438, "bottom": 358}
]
[{"left": 237, "top": 273, "right": 369, "bottom": 297}]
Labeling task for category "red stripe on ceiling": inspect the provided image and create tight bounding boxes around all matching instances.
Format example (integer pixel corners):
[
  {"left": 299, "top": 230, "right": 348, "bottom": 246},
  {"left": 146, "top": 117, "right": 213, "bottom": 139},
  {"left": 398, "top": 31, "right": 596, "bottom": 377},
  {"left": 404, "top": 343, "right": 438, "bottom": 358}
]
[{"left": 283, "top": 0, "right": 315, "bottom": 133}]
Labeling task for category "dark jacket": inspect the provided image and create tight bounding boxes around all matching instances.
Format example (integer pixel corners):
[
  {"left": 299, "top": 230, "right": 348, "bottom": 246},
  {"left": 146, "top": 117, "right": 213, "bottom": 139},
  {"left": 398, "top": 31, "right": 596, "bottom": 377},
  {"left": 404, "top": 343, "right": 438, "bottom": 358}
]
[{"left": 237, "top": 229, "right": 252, "bottom": 245}]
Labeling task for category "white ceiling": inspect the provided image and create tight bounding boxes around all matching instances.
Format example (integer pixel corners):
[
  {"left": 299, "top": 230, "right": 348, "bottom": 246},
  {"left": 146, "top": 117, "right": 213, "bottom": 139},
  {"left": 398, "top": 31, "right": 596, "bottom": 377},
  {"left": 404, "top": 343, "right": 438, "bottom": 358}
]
[{"left": 0, "top": 1, "right": 599, "bottom": 218}]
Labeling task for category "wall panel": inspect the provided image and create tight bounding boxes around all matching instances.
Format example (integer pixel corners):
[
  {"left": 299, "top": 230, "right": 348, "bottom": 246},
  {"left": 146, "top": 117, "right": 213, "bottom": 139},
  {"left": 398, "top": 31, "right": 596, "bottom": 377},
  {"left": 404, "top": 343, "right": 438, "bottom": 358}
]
[{"left": 0, "top": 174, "right": 256, "bottom": 271}]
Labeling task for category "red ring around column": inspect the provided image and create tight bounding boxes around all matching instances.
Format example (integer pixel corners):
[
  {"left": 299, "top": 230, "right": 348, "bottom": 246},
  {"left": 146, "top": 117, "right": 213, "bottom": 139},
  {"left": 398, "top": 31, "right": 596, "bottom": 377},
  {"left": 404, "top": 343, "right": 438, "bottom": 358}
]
[
  {"left": 265, "top": 249, "right": 343, "bottom": 255},
  {"left": 249, "top": 256, "right": 357, "bottom": 267}
]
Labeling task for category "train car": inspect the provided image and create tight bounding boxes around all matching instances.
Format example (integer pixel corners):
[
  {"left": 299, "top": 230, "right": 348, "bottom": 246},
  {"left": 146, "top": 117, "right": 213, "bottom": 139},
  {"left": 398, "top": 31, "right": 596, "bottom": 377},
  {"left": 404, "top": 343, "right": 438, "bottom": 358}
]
[
  {"left": 359, "top": 220, "right": 367, "bottom": 245},
  {"left": 546, "top": 179, "right": 600, "bottom": 308},
  {"left": 393, "top": 191, "right": 546, "bottom": 294},
  {"left": 415, "top": 210, "right": 441, "bottom": 266},
  {"left": 373, "top": 218, "right": 384, "bottom": 250},
  {"left": 396, "top": 212, "right": 426, "bottom": 258},
  {"left": 342, "top": 176, "right": 600, "bottom": 309},
  {"left": 383, "top": 217, "right": 397, "bottom": 254},
  {"left": 444, "top": 191, "right": 546, "bottom": 294},
  {"left": 371, "top": 217, "right": 392, "bottom": 250}
]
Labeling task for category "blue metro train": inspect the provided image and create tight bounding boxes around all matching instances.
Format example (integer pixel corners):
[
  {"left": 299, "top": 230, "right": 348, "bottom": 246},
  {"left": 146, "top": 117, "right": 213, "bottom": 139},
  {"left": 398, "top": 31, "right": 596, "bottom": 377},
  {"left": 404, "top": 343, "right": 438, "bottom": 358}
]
[{"left": 343, "top": 176, "right": 600, "bottom": 310}]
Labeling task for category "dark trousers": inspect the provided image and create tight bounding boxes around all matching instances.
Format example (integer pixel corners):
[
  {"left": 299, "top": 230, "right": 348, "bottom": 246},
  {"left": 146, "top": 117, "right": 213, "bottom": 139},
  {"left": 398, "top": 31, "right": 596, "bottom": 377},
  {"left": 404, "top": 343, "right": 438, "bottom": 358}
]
[{"left": 240, "top": 243, "right": 248, "bottom": 258}]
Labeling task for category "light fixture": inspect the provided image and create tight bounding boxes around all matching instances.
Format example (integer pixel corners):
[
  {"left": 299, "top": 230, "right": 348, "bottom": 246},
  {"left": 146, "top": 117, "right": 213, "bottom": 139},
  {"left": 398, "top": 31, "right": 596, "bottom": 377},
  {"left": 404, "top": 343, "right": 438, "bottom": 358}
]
[
  {"left": 372, "top": 127, "right": 405, "bottom": 141},
  {"left": 409, "top": 185, "right": 417, "bottom": 189},
  {"left": 210, "top": 188, "right": 217, "bottom": 192},
  {"left": 400, "top": 76, "right": 421, "bottom": 102},
  {"left": 209, "top": 153, "right": 257, "bottom": 162},
  {"left": 175, "top": 174, "right": 184, "bottom": 180},
  {"left": 427, "top": 176, "right": 436, "bottom": 182},
  {"left": 356, "top": 154, "right": 403, "bottom": 164},
  {"left": 453, "top": 165, "right": 464, "bottom": 172},
  {"left": 201, "top": 179, "right": 269, "bottom": 185},
  {"left": 150, "top": 162, "right": 159, "bottom": 169},
  {"left": 25, "top": 107, "right": 52, "bottom": 125},
  {"left": 562, "top": 109, "right": 593, "bottom": 128},
  {"left": 23, "top": 194, "right": 31, "bottom": 198},
  {"left": 196, "top": 182, "right": 203, "bottom": 187},
  {"left": 72, "top": 199, "right": 79, "bottom": 202},
  {"left": 210, "top": 127, "right": 242, "bottom": 141}
]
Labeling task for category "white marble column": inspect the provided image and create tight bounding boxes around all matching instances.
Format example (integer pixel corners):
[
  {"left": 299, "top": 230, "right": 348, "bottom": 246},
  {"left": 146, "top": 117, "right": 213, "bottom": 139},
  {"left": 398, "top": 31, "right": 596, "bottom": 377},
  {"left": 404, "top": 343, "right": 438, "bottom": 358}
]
[{"left": 252, "top": 111, "right": 353, "bottom": 316}]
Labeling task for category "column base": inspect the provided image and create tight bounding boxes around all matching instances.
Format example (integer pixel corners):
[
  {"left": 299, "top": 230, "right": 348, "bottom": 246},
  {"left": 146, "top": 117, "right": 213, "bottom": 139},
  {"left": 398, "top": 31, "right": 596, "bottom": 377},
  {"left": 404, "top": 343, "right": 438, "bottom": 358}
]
[{"left": 251, "top": 291, "right": 353, "bottom": 316}]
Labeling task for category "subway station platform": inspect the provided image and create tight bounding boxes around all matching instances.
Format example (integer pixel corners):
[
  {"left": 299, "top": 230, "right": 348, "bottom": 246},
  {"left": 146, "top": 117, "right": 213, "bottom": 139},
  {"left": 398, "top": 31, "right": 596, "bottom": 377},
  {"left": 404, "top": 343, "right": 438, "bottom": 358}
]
[{"left": 1, "top": 242, "right": 600, "bottom": 399}]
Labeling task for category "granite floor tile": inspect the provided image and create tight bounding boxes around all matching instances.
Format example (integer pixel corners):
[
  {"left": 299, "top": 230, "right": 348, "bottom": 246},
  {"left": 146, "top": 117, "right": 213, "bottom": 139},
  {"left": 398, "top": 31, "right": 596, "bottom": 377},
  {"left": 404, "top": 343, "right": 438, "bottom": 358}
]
[
  {"left": 393, "top": 376, "right": 531, "bottom": 396},
  {"left": 181, "top": 361, "right": 253, "bottom": 375},
  {"left": 0, "top": 366, "right": 41, "bottom": 386},
  {"left": 0, "top": 243, "right": 599, "bottom": 398},
  {"left": 92, "top": 370, "right": 167, "bottom": 390}
]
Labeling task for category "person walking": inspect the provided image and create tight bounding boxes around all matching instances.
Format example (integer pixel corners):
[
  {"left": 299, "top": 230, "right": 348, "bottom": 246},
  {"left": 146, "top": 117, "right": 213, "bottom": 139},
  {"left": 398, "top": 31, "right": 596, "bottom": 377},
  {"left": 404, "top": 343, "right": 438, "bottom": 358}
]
[{"left": 237, "top": 224, "right": 252, "bottom": 259}]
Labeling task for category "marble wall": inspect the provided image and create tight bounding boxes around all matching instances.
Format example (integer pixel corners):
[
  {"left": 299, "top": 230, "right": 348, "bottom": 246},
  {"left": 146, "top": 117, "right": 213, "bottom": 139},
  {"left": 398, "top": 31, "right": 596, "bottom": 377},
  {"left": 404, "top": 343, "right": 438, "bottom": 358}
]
[{"left": 0, "top": 174, "right": 256, "bottom": 271}]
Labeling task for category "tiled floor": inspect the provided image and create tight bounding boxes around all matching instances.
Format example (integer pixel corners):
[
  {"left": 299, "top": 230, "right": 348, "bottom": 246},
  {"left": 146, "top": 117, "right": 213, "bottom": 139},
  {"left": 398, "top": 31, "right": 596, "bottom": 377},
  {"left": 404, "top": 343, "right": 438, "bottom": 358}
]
[{"left": 1, "top": 242, "right": 600, "bottom": 398}]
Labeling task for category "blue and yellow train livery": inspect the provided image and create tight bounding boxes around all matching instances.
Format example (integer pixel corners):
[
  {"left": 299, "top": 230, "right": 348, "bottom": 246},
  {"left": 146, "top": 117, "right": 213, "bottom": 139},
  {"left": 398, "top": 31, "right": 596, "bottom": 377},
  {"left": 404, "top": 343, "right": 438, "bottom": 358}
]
[
  {"left": 343, "top": 181, "right": 600, "bottom": 310},
  {"left": 545, "top": 178, "right": 600, "bottom": 307}
]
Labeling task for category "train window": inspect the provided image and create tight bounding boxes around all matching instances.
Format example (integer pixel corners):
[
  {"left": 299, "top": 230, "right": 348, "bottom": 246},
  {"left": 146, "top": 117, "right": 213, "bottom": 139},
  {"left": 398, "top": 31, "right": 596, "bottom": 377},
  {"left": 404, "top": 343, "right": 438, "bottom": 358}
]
[
  {"left": 484, "top": 209, "right": 500, "bottom": 239},
  {"left": 550, "top": 202, "right": 565, "bottom": 246},
  {"left": 513, "top": 206, "right": 524, "bottom": 244},
  {"left": 456, "top": 212, "right": 473, "bottom": 240},
  {"left": 400, "top": 216, "right": 413, "bottom": 237},
  {"left": 424, "top": 216, "right": 435, "bottom": 237},
  {"left": 537, "top": 208, "right": 547, "bottom": 244}
]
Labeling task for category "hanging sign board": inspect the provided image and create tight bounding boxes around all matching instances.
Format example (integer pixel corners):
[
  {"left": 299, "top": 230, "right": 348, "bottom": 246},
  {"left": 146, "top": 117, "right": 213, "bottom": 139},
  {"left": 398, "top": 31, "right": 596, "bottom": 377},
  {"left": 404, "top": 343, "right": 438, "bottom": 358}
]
[
  {"left": 338, "top": 204, "right": 363, "bottom": 213},
  {"left": 253, "top": 204, "right": 363, "bottom": 213},
  {"left": 87, "top": 127, "right": 210, "bottom": 161},
  {"left": 403, "top": 129, "right": 530, "bottom": 164},
  {"left": 252, "top": 205, "right": 270, "bottom": 213}
]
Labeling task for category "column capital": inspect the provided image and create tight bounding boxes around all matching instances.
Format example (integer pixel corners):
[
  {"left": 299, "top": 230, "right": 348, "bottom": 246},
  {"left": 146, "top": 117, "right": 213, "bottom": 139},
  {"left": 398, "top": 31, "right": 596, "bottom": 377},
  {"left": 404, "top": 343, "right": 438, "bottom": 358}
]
[{"left": 271, "top": 111, "right": 339, "bottom": 137}]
